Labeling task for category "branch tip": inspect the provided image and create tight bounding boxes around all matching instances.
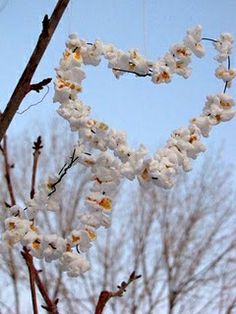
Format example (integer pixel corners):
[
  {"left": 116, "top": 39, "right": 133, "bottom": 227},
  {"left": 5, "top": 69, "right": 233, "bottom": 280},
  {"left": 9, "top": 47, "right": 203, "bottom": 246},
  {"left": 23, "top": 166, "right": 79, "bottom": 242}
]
[
  {"left": 30, "top": 78, "right": 52, "bottom": 93},
  {"left": 42, "top": 14, "right": 50, "bottom": 36},
  {"left": 95, "top": 271, "right": 142, "bottom": 314}
]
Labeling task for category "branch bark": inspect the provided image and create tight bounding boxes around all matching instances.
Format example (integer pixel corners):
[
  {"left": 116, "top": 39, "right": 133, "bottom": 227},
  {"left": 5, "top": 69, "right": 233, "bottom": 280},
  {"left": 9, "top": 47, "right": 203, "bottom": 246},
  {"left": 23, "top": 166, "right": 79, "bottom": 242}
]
[{"left": 0, "top": 0, "right": 70, "bottom": 142}]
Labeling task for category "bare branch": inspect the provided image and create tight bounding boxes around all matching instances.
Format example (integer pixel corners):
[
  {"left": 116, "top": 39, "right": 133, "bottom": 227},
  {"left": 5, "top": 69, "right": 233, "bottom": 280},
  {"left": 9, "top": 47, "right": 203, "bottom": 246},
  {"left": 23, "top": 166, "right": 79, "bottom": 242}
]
[
  {"left": 30, "top": 78, "right": 52, "bottom": 93},
  {"left": 95, "top": 271, "right": 142, "bottom": 314},
  {"left": 0, "top": 0, "right": 70, "bottom": 142},
  {"left": 30, "top": 136, "right": 43, "bottom": 199}
]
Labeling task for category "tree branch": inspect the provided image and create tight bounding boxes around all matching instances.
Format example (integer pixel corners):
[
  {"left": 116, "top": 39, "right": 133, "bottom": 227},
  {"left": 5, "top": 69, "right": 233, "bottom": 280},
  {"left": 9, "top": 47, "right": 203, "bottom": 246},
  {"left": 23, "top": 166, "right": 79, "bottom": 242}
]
[
  {"left": 30, "top": 136, "right": 43, "bottom": 199},
  {"left": 0, "top": 0, "right": 70, "bottom": 142},
  {"left": 0, "top": 136, "right": 16, "bottom": 206},
  {"left": 95, "top": 271, "right": 141, "bottom": 314},
  {"left": 21, "top": 247, "right": 59, "bottom": 314},
  {"left": 0, "top": 136, "right": 21, "bottom": 313},
  {"left": 35, "top": 269, "right": 59, "bottom": 314},
  {"left": 21, "top": 248, "right": 38, "bottom": 314},
  {"left": 30, "top": 78, "right": 52, "bottom": 93}
]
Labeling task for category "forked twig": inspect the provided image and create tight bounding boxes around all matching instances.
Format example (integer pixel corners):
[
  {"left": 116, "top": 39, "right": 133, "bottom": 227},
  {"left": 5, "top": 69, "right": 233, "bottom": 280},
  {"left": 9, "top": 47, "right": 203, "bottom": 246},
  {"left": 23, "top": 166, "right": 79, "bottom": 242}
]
[
  {"left": 95, "top": 271, "right": 142, "bottom": 314},
  {"left": 48, "top": 148, "right": 79, "bottom": 197}
]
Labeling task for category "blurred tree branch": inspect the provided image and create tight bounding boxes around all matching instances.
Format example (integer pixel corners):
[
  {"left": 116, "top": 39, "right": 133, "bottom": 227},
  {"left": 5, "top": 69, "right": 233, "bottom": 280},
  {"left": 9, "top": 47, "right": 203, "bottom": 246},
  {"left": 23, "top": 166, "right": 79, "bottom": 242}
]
[{"left": 0, "top": 136, "right": 16, "bottom": 206}]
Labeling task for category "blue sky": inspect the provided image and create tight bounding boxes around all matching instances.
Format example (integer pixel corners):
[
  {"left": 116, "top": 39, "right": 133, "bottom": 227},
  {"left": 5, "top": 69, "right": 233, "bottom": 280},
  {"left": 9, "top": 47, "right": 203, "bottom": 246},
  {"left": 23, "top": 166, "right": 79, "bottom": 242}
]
[{"left": 0, "top": 0, "right": 235, "bottom": 173}]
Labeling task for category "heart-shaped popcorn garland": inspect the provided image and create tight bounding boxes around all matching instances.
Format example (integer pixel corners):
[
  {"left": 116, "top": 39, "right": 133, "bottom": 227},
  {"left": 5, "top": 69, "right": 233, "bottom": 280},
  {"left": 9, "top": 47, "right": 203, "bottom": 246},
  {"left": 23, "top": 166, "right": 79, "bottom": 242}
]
[{"left": 3, "top": 26, "right": 235, "bottom": 277}]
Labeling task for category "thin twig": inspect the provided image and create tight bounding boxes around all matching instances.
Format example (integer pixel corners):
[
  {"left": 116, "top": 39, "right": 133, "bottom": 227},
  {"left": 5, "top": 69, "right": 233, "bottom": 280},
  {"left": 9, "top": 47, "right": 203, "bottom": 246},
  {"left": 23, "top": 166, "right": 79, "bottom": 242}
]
[
  {"left": 201, "top": 37, "right": 218, "bottom": 43},
  {"left": 95, "top": 271, "right": 142, "bottom": 314},
  {"left": 48, "top": 148, "right": 78, "bottom": 197},
  {"left": 0, "top": 0, "right": 70, "bottom": 142},
  {"left": 30, "top": 78, "right": 52, "bottom": 93},
  {"left": 0, "top": 136, "right": 20, "bottom": 314},
  {"left": 0, "top": 136, "right": 16, "bottom": 206},
  {"left": 112, "top": 67, "right": 152, "bottom": 77},
  {"left": 17, "top": 86, "right": 50, "bottom": 115},
  {"left": 24, "top": 134, "right": 59, "bottom": 312},
  {"left": 34, "top": 267, "right": 60, "bottom": 314},
  {"left": 223, "top": 56, "right": 231, "bottom": 93},
  {"left": 30, "top": 136, "right": 43, "bottom": 199}
]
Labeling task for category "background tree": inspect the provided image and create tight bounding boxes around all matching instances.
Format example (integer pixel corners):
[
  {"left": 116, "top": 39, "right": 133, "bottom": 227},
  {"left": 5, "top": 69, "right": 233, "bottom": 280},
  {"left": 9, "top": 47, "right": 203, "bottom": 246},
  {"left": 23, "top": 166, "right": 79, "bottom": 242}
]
[
  {"left": 82, "top": 153, "right": 236, "bottom": 314},
  {"left": 1, "top": 121, "right": 235, "bottom": 313}
]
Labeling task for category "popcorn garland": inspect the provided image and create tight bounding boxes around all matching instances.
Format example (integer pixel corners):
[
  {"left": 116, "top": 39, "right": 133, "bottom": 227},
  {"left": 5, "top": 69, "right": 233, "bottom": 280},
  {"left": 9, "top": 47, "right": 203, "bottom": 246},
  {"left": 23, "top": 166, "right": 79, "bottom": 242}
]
[{"left": 2, "top": 26, "right": 235, "bottom": 277}]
